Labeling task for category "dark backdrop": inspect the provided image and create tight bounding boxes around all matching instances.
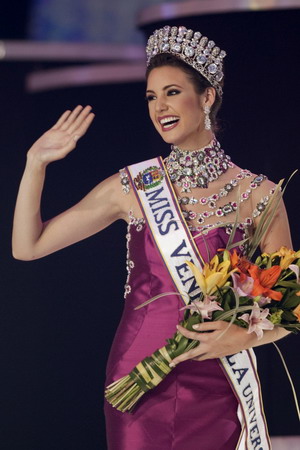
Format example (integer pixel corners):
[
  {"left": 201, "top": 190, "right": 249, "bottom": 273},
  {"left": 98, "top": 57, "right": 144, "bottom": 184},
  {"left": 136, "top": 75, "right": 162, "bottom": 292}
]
[{"left": 0, "top": 8, "right": 299, "bottom": 450}]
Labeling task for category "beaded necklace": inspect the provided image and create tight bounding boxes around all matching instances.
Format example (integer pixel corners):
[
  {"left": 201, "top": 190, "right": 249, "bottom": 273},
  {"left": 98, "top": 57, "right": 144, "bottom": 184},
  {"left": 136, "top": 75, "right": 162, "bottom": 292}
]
[
  {"left": 164, "top": 138, "right": 234, "bottom": 192},
  {"left": 164, "top": 139, "right": 267, "bottom": 226},
  {"left": 180, "top": 174, "right": 267, "bottom": 224}
]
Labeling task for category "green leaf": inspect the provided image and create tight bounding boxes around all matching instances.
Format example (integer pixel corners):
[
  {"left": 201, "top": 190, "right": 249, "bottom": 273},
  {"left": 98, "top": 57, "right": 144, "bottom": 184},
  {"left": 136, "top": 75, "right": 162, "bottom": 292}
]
[
  {"left": 212, "top": 310, "right": 226, "bottom": 320},
  {"left": 281, "top": 294, "right": 300, "bottom": 309},
  {"left": 282, "top": 311, "right": 298, "bottom": 322},
  {"left": 186, "top": 314, "right": 201, "bottom": 331},
  {"left": 276, "top": 281, "right": 300, "bottom": 288}
]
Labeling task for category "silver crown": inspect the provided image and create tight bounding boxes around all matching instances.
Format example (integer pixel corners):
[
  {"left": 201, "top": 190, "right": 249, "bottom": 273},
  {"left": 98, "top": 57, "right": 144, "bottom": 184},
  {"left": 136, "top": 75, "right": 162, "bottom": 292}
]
[{"left": 146, "top": 25, "right": 226, "bottom": 97}]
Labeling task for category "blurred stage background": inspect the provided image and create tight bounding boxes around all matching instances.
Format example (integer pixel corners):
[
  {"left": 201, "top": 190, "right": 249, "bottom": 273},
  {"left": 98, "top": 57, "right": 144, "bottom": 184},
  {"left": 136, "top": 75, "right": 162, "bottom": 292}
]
[{"left": 0, "top": 1, "right": 299, "bottom": 449}]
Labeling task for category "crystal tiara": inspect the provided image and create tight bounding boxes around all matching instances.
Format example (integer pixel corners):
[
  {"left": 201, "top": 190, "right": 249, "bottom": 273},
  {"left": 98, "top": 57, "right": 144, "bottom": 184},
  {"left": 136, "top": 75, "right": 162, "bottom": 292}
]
[{"left": 146, "top": 25, "right": 226, "bottom": 97}]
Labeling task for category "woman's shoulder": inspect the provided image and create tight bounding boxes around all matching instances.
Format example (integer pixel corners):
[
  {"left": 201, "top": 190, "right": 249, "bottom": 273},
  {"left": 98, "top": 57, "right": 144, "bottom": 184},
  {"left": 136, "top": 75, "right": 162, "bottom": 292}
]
[
  {"left": 118, "top": 156, "right": 162, "bottom": 194},
  {"left": 234, "top": 164, "right": 276, "bottom": 193},
  {"left": 249, "top": 173, "right": 277, "bottom": 202},
  {"left": 244, "top": 171, "right": 280, "bottom": 223}
]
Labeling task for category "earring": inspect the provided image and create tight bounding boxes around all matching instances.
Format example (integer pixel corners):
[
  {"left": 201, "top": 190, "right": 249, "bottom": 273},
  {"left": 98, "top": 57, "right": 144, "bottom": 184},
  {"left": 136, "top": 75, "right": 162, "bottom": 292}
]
[{"left": 204, "top": 105, "right": 211, "bottom": 130}]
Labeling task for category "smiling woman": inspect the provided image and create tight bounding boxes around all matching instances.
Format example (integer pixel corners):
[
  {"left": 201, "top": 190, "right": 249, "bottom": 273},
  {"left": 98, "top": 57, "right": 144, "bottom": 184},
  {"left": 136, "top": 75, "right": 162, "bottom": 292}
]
[
  {"left": 146, "top": 64, "right": 215, "bottom": 149},
  {"left": 12, "top": 24, "right": 293, "bottom": 450},
  {"left": 146, "top": 52, "right": 223, "bottom": 133}
]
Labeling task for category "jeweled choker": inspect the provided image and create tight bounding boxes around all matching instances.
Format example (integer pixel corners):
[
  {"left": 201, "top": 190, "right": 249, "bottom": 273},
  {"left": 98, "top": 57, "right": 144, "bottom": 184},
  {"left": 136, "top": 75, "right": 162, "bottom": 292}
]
[{"left": 164, "top": 138, "right": 234, "bottom": 192}]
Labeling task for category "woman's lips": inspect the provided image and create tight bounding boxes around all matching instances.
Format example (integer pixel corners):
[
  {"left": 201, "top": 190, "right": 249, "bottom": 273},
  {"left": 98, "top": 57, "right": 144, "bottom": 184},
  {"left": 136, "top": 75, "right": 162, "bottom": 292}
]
[
  {"left": 161, "top": 121, "right": 179, "bottom": 132},
  {"left": 158, "top": 117, "right": 180, "bottom": 132}
]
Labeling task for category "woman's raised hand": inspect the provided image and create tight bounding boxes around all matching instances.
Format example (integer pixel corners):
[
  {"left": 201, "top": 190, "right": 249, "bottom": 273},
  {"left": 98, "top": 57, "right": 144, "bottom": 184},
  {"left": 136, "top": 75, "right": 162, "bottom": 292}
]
[{"left": 27, "top": 105, "right": 95, "bottom": 165}]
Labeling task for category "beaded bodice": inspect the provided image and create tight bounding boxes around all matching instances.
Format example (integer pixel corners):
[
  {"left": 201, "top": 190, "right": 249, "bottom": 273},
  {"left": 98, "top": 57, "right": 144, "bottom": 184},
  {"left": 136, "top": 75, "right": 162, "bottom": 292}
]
[
  {"left": 119, "top": 159, "right": 277, "bottom": 300},
  {"left": 119, "top": 165, "right": 275, "bottom": 234}
]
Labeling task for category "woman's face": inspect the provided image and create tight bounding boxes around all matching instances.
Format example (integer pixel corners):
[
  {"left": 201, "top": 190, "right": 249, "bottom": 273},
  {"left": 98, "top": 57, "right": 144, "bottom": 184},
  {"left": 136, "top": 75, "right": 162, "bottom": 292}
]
[{"left": 146, "top": 65, "right": 212, "bottom": 149}]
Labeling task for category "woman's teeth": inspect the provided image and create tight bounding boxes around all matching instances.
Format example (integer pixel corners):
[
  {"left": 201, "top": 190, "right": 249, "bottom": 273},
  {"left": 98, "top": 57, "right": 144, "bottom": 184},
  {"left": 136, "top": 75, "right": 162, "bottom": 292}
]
[
  {"left": 164, "top": 122, "right": 177, "bottom": 128},
  {"left": 160, "top": 117, "right": 180, "bottom": 129}
]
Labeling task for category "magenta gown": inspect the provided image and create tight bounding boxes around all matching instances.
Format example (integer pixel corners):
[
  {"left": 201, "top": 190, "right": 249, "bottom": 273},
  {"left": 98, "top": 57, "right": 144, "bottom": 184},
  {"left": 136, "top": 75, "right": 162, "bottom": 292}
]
[{"left": 104, "top": 216, "right": 243, "bottom": 450}]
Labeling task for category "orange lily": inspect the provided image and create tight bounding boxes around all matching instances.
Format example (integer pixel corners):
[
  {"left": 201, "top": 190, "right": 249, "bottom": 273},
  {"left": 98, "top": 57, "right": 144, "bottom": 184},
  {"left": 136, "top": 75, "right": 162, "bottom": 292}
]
[
  {"left": 230, "top": 249, "right": 253, "bottom": 282},
  {"left": 230, "top": 249, "right": 240, "bottom": 268},
  {"left": 248, "top": 265, "right": 283, "bottom": 301}
]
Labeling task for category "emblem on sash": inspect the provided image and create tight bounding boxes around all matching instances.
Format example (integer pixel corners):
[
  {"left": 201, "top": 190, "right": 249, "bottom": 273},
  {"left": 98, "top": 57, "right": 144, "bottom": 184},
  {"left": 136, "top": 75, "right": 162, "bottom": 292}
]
[{"left": 134, "top": 166, "right": 164, "bottom": 191}]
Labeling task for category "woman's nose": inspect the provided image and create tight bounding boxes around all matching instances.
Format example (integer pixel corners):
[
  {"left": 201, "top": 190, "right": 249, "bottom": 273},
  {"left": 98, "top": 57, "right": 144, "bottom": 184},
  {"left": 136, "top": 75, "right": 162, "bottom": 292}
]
[{"left": 155, "top": 96, "right": 167, "bottom": 112}]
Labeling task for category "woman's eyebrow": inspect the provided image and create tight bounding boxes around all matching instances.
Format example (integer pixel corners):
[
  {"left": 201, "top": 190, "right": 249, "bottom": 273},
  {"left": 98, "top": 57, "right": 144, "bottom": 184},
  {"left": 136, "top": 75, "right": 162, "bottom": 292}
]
[{"left": 146, "top": 84, "right": 183, "bottom": 94}]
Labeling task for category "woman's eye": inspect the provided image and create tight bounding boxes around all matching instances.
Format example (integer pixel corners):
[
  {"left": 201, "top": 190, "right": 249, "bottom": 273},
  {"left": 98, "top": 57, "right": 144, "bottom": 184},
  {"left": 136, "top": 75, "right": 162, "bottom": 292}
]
[
  {"left": 167, "top": 89, "right": 180, "bottom": 96},
  {"left": 145, "top": 95, "right": 156, "bottom": 102}
]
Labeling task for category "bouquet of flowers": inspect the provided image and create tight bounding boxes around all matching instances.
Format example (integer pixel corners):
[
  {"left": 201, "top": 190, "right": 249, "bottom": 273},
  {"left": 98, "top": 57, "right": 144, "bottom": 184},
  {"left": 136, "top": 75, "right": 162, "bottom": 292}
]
[
  {"left": 105, "top": 246, "right": 300, "bottom": 412},
  {"left": 105, "top": 176, "right": 300, "bottom": 413}
]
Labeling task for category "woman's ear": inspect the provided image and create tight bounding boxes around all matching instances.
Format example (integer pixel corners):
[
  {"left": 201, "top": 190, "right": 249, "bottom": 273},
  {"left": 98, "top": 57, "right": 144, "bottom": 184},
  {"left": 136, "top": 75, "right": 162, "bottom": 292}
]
[{"left": 203, "top": 87, "right": 216, "bottom": 108}]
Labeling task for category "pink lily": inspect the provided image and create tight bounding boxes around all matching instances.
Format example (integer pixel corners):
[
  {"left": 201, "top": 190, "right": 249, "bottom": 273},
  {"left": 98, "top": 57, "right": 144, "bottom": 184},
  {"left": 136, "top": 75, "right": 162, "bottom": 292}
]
[
  {"left": 239, "top": 303, "right": 274, "bottom": 340},
  {"left": 181, "top": 296, "right": 223, "bottom": 320},
  {"left": 257, "top": 296, "right": 271, "bottom": 307},
  {"left": 289, "top": 264, "right": 299, "bottom": 284},
  {"left": 231, "top": 272, "right": 254, "bottom": 297}
]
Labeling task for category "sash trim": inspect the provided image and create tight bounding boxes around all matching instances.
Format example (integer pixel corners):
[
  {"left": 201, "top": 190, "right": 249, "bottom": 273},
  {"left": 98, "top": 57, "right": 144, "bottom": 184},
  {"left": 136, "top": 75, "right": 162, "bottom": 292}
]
[{"left": 247, "top": 350, "right": 271, "bottom": 448}]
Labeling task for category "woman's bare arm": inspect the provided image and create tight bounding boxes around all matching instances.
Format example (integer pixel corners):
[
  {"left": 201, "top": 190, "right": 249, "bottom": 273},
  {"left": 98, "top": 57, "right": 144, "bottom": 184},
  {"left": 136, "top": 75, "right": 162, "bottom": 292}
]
[{"left": 12, "top": 105, "right": 129, "bottom": 260}]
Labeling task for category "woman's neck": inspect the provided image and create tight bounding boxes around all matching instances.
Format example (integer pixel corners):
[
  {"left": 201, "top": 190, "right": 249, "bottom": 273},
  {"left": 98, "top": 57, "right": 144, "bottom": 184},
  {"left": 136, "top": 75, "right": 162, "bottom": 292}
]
[{"left": 172, "top": 131, "right": 215, "bottom": 152}]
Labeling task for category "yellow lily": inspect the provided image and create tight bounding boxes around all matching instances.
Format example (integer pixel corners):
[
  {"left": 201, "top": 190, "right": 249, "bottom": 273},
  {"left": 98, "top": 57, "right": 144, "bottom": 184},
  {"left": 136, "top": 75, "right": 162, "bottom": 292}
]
[
  {"left": 186, "top": 257, "right": 234, "bottom": 296},
  {"left": 293, "top": 304, "right": 300, "bottom": 322},
  {"left": 270, "top": 246, "right": 300, "bottom": 270}
]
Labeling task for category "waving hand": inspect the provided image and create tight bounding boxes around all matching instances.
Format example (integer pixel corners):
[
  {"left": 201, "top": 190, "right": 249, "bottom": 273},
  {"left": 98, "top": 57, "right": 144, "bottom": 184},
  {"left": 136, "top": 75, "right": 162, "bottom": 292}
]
[{"left": 28, "top": 105, "right": 95, "bottom": 165}]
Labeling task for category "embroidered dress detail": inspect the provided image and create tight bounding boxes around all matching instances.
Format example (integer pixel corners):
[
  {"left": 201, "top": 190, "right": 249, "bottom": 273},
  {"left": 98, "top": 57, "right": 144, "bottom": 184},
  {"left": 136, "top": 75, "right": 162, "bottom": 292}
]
[
  {"left": 252, "top": 187, "right": 277, "bottom": 218},
  {"left": 124, "top": 222, "right": 132, "bottom": 298},
  {"left": 128, "top": 210, "right": 145, "bottom": 229},
  {"left": 180, "top": 174, "right": 267, "bottom": 225},
  {"left": 178, "top": 168, "right": 253, "bottom": 207},
  {"left": 119, "top": 168, "right": 131, "bottom": 194},
  {"left": 124, "top": 211, "right": 145, "bottom": 298}
]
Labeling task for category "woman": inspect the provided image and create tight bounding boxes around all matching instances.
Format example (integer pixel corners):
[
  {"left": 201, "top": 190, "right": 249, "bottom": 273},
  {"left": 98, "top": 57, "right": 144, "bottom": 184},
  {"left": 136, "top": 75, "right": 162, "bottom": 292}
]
[{"left": 13, "top": 26, "right": 292, "bottom": 449}]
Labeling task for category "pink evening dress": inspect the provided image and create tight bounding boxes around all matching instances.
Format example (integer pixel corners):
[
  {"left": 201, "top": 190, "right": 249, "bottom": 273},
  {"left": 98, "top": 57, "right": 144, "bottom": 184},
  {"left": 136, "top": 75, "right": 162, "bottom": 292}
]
[{"left": 104, "top": 214, "right": 245, "bottom": 450}]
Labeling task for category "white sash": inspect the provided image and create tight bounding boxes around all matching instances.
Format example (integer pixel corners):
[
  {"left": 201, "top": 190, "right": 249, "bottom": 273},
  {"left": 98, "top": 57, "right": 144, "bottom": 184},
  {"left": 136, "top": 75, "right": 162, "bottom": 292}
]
[
  {"left": 126, "top": 157, "right": 271, "bottom": 449},
  {"left": 220, "top": 350, "right": 271, "bottom": 449},
  {"left": 126, "top": 156, "right": 203, "bottom": 305}
]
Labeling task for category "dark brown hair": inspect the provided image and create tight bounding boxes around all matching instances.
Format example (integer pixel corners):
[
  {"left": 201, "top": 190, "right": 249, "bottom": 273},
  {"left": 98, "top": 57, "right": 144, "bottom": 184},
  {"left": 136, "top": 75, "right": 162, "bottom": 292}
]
[{"left": 145, "top": 53, "right": 223, "bottom": 131}]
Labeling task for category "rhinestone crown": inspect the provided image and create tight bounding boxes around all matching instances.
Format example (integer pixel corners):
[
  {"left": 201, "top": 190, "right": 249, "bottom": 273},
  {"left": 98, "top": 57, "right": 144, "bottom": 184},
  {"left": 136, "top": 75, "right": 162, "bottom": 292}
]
[{"left": 146, "top": 25, "right": 226, "bottom": 97}]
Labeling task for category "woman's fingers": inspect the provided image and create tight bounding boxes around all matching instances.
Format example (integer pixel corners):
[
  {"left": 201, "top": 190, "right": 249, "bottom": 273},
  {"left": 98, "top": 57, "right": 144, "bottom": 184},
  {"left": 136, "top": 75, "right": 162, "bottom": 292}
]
[
  {"left": 51, "top": 105, "right": 84, "bottom": 131},
  {"left": 170, "top": 345, "right": 207, "bottom": 367},
  {"left": 59, "top": 105, "right": 85, "bottom": 131},
  {"left": 52, "top": 110, "right": 72, "bottom": 130},
  {"left": 61, "top": 112, "right": 95, "bottom": 154},
  {"left": 169, "top": 322, "right": 253, "bottom": 367},
  {"left": 51, "top": 105, "right": 94, "bottom": 137},
  {"left": 169, "top": 322, "right": 228, "bottom": 367},
  {"left": 31, "top": 106, "right": 94, "bottom": 162},
  {"left": 70, "top": 109, "right": 95, "bottom": 138},
  {"left": 60, "top": 105, "right": 92, "bottom": 134},
  {"left": 176, "top": 324, "right": 201, "bottom": 341},
  {"left": 192, "top": 321, "right": 224, "bottom": 332}
]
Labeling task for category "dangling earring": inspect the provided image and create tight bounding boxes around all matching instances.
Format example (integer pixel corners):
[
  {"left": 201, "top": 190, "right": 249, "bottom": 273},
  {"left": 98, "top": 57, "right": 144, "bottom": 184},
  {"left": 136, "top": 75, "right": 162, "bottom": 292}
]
[{"left": 204, "top": 105, "right": 211, "bottom": 130}]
